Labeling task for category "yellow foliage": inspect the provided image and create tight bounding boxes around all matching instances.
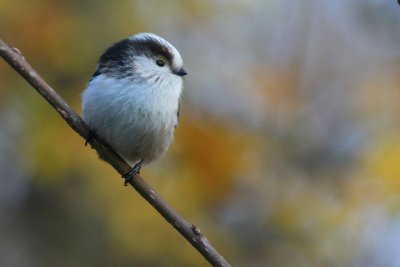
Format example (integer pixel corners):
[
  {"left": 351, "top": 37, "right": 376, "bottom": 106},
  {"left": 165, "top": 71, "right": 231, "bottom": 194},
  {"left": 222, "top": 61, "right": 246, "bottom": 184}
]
[
  {"left": 175, "top": 114, "right": 257, "bottom": 198},
  {"left": 363, "top": 132, "right": 400, "bottom": 193}
]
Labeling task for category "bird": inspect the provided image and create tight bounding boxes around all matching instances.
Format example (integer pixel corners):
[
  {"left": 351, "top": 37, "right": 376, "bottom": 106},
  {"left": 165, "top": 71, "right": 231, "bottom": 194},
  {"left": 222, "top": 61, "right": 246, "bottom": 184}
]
[{"left": 82, "top": 32, "right": 187, "bottom": 185}]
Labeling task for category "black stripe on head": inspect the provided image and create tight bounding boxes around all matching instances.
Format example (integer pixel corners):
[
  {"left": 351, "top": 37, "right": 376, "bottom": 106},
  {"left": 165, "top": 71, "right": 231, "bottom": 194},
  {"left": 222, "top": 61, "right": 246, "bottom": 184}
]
[
  {"left": 92, "top": 39, "right": 135, "bottom": 79},
  {"left": 91, "top": 36, "right": 175, "bottom": 79},
  {"left": 130, "top": 36, "right": 174, "bottom": 64},
  {"left": 99, "top": 39, "right": 133, "bottom": 67}
]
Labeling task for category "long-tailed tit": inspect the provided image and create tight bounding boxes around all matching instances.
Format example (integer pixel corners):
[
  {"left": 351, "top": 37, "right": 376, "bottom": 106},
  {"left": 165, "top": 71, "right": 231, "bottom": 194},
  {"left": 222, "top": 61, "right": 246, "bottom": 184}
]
[{"left": 82, "top": 33, "right": 187, "bottom": 185}]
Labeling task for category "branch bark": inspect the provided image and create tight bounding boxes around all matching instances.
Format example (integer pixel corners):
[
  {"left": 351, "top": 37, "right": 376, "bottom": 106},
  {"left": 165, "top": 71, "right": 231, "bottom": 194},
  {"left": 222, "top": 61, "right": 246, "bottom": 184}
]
[{"left": 0, "top": 37, "right": 231, "bottom": 267}]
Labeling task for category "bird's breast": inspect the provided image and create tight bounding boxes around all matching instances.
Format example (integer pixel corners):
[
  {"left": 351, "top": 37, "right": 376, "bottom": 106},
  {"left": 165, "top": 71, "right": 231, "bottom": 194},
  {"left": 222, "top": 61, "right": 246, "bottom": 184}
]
[{"left": 82, "top": 75, "right": 182, "bottom": 164}]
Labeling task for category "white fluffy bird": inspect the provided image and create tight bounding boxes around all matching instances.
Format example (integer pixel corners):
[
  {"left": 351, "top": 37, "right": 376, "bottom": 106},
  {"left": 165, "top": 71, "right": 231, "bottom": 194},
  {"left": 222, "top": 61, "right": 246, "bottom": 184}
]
[{"left": 82, "top": 33, "right": 187, "bottom": 185}]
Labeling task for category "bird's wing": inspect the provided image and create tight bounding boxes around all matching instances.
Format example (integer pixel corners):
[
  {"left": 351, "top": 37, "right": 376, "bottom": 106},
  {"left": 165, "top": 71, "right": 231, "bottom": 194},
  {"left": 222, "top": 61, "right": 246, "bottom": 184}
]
[{"left": 175, "top": 100, "right": 180, "bottom": 128}]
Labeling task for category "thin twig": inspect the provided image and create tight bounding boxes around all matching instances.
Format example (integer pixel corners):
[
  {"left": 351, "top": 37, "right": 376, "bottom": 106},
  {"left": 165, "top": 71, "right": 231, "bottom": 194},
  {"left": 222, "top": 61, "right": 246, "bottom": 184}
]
[{"left": 0, "top": 37, "right": 231, "bottom": 267}]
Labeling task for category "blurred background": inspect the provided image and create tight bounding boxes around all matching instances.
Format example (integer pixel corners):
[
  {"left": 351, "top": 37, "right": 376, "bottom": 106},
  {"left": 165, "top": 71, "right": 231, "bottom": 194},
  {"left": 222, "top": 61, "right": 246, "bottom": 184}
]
[{"left": 1, "top": 0, "right": 400, "bottom": 266}]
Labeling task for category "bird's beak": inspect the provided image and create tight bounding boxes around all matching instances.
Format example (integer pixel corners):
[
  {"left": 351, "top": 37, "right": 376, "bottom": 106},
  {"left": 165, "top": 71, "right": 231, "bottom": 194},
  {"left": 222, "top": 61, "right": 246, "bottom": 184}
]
[{"left": 174, "top": 67, "right": 188, "bottom": 76}]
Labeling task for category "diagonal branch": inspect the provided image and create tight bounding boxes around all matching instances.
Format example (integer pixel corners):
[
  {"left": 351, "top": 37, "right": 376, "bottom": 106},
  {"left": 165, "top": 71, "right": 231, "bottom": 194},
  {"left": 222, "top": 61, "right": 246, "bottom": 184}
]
[{"left": 0, "top": 37, "right": 231, "bottom": 267}]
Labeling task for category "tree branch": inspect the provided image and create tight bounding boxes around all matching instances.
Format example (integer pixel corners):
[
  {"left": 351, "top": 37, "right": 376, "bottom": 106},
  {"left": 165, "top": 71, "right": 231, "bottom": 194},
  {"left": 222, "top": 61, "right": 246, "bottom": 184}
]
[{"left": 0, "top": 37, "right": 231, "bottom": 267}]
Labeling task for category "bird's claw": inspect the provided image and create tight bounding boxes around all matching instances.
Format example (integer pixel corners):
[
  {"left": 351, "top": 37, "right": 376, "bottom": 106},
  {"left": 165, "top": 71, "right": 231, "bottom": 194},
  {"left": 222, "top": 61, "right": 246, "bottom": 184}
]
[{"left": 122, "top": 159, "right": 143, "bottom": 186}]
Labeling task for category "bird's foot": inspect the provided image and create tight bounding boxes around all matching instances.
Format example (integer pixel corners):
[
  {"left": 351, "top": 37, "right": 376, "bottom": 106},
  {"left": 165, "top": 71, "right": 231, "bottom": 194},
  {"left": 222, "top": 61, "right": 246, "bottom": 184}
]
[
  {"left": 85, "top": 129, "right": 96, "bottom": 146},
  {"left": 122, "top": 159, "right": 143, "bottom": 186}
]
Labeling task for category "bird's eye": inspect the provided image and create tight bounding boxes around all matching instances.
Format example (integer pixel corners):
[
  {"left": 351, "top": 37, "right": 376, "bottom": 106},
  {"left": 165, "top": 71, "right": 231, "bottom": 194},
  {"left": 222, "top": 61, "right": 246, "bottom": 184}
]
[{"left": 156, "top": 59, "right": 165, "bottom": 67}]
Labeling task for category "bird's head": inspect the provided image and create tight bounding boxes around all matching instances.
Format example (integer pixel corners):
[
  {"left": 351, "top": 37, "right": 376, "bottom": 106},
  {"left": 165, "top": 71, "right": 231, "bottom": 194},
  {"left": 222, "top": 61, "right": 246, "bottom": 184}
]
[{"left": 92, "top": 32, "right": 187, "bottom": 84}]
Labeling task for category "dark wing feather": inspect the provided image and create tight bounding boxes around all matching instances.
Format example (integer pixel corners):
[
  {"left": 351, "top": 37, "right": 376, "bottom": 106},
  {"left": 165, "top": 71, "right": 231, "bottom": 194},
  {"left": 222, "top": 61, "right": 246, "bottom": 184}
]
[{"left": 175, "top": 101, "right": 180, "bottom": 128}]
